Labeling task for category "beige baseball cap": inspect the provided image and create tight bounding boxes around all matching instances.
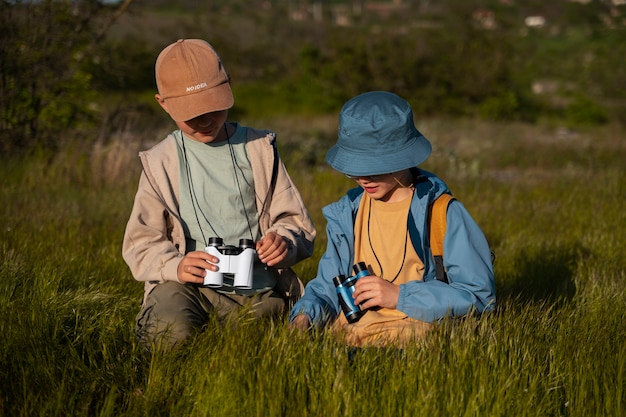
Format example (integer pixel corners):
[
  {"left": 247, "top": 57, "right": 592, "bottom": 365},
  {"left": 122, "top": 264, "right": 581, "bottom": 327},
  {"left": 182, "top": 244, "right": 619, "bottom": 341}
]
[{"left": 155, "top": 39, "right": 234, "bottom": 122}]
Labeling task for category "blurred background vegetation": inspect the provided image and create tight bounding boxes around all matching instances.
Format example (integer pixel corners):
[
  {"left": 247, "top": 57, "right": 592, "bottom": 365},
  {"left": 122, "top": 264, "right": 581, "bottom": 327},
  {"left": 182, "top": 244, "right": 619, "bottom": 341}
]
[
  {"left": 1, "top": 0, "right": 625, "bottom": 154},
  {"left": 1, "top": 3, "right": 625, "bottom": 415}
]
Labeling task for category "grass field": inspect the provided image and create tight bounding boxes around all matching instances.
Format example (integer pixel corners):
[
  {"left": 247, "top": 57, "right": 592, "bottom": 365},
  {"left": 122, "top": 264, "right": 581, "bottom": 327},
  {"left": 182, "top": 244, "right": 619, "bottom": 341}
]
[{"left": 1, "top": 116, "right": 624, "bottom": 416}]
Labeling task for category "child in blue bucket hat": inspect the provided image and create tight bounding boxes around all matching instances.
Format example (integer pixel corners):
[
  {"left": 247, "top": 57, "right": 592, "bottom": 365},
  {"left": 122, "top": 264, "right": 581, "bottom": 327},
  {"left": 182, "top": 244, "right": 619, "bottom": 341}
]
[{"left": 290, "top": 91, "right": 495, "bottom": 347}]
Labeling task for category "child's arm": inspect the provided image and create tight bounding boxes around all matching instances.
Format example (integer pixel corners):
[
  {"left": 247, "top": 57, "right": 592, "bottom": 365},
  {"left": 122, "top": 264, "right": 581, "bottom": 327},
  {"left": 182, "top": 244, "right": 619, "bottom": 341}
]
[
  {"left": 122, "top": 171, "right": 184, "bottom": 284},
  {"left": 397, "top": 201, "right": 496, "bottom": 322}
]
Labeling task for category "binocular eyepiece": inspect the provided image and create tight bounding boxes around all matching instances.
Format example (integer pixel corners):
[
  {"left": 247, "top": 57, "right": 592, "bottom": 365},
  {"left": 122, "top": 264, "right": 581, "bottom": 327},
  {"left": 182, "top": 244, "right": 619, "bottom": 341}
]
[
  {"left": 208, "top": 237, "right": 255, "bottom": 253},
  {"left": 333, "top": 262, "right": 371, "bottom": 323}
]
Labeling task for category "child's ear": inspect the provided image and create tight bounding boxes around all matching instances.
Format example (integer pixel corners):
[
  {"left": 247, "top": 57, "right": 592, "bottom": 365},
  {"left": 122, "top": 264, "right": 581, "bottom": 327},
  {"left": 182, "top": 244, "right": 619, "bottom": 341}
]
[{"left": 155, "top": 94, "right": 168, "bottom": 112}]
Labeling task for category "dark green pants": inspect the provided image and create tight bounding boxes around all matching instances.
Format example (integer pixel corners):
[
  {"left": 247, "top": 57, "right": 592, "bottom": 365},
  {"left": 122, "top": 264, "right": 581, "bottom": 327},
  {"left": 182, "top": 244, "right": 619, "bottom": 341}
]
[{"left": 135, "top": 281, "right": 285, "bottom": 350}]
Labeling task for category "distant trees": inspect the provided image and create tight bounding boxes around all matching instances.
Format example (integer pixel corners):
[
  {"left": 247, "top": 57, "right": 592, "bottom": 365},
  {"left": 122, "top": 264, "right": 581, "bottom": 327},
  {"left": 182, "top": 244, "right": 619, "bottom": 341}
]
[
  {"left": 1, "top": 0, "right": 624, "bottom": 153},
  {"left": 0, "top": 0, "right": 131, "bottom": 152},
  {"left": 267, "top": 8, "right": 531, "bottom": 121}
]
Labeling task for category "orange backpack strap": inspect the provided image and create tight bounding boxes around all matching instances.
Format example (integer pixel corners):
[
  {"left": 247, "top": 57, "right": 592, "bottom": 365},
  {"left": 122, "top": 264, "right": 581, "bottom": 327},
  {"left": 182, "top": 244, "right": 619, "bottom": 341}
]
[{"left": 428, "top": 193, "right": 455, "bottom": 283}]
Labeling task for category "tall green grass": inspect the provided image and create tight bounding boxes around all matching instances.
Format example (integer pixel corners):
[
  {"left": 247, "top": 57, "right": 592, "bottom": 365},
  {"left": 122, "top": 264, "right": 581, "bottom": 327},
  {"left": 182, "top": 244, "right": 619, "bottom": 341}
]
[{"left": 0, "top": 118, "right": 624, "bottom": 416}]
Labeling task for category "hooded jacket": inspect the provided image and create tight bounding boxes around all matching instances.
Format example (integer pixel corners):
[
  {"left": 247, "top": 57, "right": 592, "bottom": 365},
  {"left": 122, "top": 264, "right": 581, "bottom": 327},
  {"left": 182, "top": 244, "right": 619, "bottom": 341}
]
[
  {"left": 123, "top": 125, "right": 316, "bottom": 303},
  {"left": 289, "top": 170, "right": 495, "bottom": 325}
]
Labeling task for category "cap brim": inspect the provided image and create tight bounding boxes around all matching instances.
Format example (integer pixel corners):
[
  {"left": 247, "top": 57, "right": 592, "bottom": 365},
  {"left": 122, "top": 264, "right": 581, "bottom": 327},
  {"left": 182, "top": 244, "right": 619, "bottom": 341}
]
[
  {"left": 166, "top": 82, "right": 234, "bottom": 122},
  {"left": 325, "top": 135, "right": 432, "bottom": 176}
]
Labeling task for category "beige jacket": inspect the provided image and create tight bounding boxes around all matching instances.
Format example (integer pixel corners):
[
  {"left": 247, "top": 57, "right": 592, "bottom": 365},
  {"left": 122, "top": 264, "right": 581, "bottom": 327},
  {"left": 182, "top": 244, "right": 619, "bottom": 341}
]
[{"left": 122, "top": 125, "right": 316, "bottom": 304}]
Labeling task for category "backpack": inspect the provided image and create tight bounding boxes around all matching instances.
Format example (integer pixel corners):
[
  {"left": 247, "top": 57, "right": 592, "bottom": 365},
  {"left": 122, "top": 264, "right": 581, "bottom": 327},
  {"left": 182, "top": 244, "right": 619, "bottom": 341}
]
[
  {"left": 428, "top": 193, "right": 455, "bottom": 284},
  {"left": 429, "top": 193, "right": 495, "bottom": 284}
]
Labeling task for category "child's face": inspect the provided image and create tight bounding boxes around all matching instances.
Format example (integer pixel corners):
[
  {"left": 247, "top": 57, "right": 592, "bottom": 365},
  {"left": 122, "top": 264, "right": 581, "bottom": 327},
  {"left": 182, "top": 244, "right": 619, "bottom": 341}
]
[
  {"left": 155, "top": 93, "right": 229, "bottom": 143},
  {"left": 174, "top": 110, "right": 229, "bottom": 143},
  {"left": 351, "top": 169, "right": 413, "bottom": 203}
]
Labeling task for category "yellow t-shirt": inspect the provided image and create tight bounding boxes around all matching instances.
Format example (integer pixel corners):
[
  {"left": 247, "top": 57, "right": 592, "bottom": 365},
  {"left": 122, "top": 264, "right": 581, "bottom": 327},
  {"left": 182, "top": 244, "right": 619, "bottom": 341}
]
[{"left": 333, "top": 192, "right": 431, "bottom": 347}]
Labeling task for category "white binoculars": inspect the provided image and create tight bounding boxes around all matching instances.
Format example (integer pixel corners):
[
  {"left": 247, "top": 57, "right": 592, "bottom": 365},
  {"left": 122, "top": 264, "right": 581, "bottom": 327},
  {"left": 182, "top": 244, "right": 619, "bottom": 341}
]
[{"left": 204, "top": 237, "right": 255, "bottom": 289}]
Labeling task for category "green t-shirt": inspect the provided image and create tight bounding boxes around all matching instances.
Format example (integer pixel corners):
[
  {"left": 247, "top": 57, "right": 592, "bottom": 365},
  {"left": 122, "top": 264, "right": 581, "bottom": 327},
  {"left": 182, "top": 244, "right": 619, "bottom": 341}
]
[{"left": 175, "top": 124, "right": 275, "bottom": 295}]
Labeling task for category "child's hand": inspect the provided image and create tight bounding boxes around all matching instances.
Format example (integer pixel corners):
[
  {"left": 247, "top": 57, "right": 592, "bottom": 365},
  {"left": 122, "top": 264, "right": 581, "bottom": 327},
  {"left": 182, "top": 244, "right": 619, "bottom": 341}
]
[
  {"left": 177, "top": 251, "right": 218, "bottom": 284},
  {"left": 256, "top": 232, "right": 289, "bottom": 267},
  {"left": 290, "top": 314, "right": 311, "bottom": 331},
  {"left": 352, "top": 275, "right": 400, "bottom": 310}
]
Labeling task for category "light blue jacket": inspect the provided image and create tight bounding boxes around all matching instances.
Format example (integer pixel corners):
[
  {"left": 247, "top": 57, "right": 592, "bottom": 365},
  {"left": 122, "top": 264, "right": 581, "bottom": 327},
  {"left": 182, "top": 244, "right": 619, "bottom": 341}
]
[{"left": 289, "top": 170, "right": 496, "bottom": 326}]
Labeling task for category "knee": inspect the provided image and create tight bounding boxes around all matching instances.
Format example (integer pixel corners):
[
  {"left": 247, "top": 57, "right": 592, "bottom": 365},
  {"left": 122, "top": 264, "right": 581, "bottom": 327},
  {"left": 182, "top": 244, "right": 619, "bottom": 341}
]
[{"left": 135, "top": 282, "right": 207, "bottom": 350}]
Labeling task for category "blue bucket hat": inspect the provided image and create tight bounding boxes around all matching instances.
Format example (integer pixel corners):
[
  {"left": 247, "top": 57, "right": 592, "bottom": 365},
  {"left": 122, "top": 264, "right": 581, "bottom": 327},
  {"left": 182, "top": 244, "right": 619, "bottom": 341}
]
[{"left": 325, "top": 91, "right": 432, "bottom": 176}]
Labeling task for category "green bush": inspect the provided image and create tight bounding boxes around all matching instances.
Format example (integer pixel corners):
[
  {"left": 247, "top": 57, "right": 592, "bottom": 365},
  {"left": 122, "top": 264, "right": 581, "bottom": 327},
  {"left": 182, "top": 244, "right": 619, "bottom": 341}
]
[
  {"left": 0, "top": 0, "right": 111, "bottom": 152},
  {"left": 565, "top": 94, "right": 608, "bottom": 127}
]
